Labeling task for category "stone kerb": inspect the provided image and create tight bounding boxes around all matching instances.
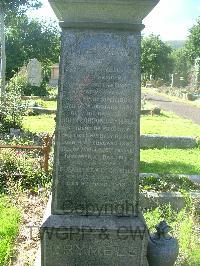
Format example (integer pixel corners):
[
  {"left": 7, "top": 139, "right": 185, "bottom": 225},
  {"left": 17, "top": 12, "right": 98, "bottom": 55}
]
[{"left": 141, "top": 134, "right": 197, "bottom": 149}]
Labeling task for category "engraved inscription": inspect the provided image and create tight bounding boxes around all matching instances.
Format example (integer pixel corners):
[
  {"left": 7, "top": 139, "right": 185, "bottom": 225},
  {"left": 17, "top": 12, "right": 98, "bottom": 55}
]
[{"left": 54, "top": 31, "right": 139, "bottom": 212}]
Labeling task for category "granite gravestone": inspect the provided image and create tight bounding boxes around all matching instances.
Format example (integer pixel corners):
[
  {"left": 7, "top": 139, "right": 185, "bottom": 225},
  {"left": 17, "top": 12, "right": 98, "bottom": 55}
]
[
  {"left": 27, "top": 58, "right": 42, "bottom": 87},
  {"left": 41, "top": 1, "right": 159, "bottom": 265}
]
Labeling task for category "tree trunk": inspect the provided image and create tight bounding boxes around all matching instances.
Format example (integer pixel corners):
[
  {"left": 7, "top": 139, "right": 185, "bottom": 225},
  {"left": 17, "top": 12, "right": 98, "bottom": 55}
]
[{"left": 0, "top": 5, "right": 6, "bottom": 99}]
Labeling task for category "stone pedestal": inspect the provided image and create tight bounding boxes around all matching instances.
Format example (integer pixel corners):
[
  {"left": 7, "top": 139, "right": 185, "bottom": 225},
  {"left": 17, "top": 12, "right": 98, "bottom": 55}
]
[{"left": 41, "top": 1, "right": 159, "bottom": 265}]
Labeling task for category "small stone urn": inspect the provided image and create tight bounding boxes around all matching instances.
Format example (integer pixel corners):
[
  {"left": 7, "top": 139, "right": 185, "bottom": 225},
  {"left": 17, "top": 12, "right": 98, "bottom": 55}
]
[{"left": 147, "top": 221, "right": 179, "bottom": 266}]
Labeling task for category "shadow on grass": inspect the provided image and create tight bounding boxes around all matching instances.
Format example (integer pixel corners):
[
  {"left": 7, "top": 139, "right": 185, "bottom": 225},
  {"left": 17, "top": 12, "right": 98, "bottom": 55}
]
[
  {"left": 140, "top": 160, "right": 200, "bottom": 175},
  {"left": 147, "top": 97, "right": 172, "bottom": 103},
  {"left": 140, "top": 112, "right": 172, "bottom": 118}
]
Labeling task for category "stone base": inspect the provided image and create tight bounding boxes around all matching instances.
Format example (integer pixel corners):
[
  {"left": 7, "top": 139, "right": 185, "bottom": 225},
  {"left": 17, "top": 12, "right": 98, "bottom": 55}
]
[{"left": 40, "top": 214, "right": 149, "bottom": 266}]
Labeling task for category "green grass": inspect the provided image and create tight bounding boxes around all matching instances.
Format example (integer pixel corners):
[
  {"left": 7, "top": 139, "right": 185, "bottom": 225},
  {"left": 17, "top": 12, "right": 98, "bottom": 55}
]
[
  {"left": 25, "top": 111, "right": 200, "bottom": 137},
  {"left": 23, "top": 99, "right": 200, "bottom": 137},
  {"left": 141, "top": 148, "right": 200, "bottom": 175},
  {"left": 141, "top": 112, "right": 200, "bottom": 137},
  {"left": 0, "top": 195, "right": 21, "bottom": 265},
  {"left": 22, "top": 114, "right": 56, "bottom": 134},
  {"left": 41, "top": 100, "right": 57, "bottom": 110},
  {"left": 23, "top": 99, "right": 57, "bottom": 110}
]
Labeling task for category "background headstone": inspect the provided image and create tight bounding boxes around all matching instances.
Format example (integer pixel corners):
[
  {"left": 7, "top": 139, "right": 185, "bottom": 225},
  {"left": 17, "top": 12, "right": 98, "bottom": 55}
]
[
  {"left": 171, "top": 73, "right": 180, "bottom": 87},
  {"left": 49, "top": 63, "right": 59, "bottom": 87},
  {"left": 27, "top": 58, "right": 42, "bottom": 86}
]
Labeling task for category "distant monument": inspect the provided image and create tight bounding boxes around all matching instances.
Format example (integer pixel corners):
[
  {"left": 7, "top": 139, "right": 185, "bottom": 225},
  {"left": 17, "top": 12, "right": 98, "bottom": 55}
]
[
  {"left": 40, "top": 0, "right": 159, "bottom": 265},
  {"left": 170, "top": 73, "right": 180, "bottom": 88},
  {"left": 27, "top": 58, "right": 42, "bottom": 86},
  {"left": 49, "top": 63, "right": 59, "bottom": 87}
]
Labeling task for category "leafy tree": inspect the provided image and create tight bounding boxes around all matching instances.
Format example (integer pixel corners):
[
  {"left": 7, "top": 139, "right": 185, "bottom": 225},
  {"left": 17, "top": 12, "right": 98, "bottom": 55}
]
[
  {"left": 141, "top": 35, "right": 173, "bottom": 84},
  {"left": 170, "top": 48, "right": 191, "bottom": 86},
  {"left": 0, "top": 1, "right": 41, "bottom": 12},
  {"left": 6, "top": 15, "right": 60, "bottom": 80},
  {"left": 0, "top": 0, "right": 41, "bottom": 96},
  {"left": 0, "top": 73, "right": 27, "bottom": 132},
  {"left": 185, "top": 17, "right": 200, "bottom": 63}
]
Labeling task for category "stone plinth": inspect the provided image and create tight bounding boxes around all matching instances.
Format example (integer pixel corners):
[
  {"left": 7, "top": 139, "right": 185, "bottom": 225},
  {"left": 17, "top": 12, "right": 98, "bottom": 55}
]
[
  {"left": 49, "top": 0, "right": 159, "bottom": 25},
  {"left": 41, "top": 0, "right": 159, "bottom": 265},
  {"left": 41, "top": 215, "right": 148, "bottom": 265}
]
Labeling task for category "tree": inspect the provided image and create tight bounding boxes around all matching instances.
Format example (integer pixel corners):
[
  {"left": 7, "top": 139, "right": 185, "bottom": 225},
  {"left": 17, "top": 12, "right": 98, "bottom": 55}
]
[
  {"left": 170, "top": 48, "right": 191, "bottom": 87},
  {"left": 0, "top": 0, "right": 41, "bottom": 97},
  {"left": 185, "top": 17, "right": 200, "bottom": 64},
  {"left": 141, "top": 35, "right": 173, "bottom": 84},
  {"left": 0, "top": 7, "right": 6, "bottom": 96},
  {"left": 6, "top": 15, "right": 60, "bottom": 80}
]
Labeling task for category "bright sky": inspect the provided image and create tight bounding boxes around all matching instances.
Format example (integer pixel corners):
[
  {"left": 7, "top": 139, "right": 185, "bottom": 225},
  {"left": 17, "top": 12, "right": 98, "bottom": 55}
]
[{"left": 28, "top": 0, "right": 200, "bottom": 41}]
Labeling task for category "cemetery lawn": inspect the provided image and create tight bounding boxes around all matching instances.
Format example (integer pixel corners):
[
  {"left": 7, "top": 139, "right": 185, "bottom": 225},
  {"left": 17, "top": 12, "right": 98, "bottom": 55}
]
[
  {"left": 23, "top": 111, "right": 200, "bottom": 137},
  {"left": 141, "top": 148, "right": 200, "bottom": 175},
  {"left": 141, "top": 112, "right": 200, "bottom": 137},
  {"left": 41, "top": 100, "right": 57, "bottom": 110},
  {"left": 0, "top": 195, "right": 21, "bottom": 265},
  {"left": 22, "top": 114, "right": 56, "bottom": 134}
]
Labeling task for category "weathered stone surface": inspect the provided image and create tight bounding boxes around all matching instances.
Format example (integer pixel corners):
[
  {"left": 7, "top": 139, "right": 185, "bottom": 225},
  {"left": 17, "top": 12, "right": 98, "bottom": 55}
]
[
  {"left": 52, "top": 29, "right": 141, "bottom": 215},
  {"left": 27, "top": 58, "right": 42, "bottom": 86},
  {"left": 40, "top": 0, "right": 160, "bottom": 265},
  {"left": 140, "top": 191, "right": 200, "bottom": 211},
  {"left": 140, "top": 134, "right": 197, "bottom": 149},
  {"left": 140, "top": 191, "right": 186, "bottom": 211},
  {"left": 41, "top": 214, "right": 148, "bottom": 266},
  {"left": 49, "top": 63, "right": 59, "bottom": 87},
  {"left": 49, "top": 0, "right": 159, "bottom": 25}
]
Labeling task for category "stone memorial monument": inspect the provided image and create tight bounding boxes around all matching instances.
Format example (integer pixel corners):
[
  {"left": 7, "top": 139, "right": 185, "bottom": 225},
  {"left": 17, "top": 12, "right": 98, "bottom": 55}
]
[
  {"left": 170, "top": 73, "right": 180, "bottom": 88},
  {"left": 27, "top": 58, "right": 42, "bottom": 86},
  {"left": 49, "top": 63, "right": 60, "bottom": 87},
  {"left": 40, "top": 1, "right": 159, "bottom": 265}
]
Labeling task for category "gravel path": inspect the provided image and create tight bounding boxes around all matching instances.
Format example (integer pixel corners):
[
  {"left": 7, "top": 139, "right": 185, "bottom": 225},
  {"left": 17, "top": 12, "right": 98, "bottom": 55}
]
[
  {"left": 11, "top": 191, "right": 48, "bottom": 266},
  {"left": 145, "top": 92, "right": 200, "bottom": 125}
]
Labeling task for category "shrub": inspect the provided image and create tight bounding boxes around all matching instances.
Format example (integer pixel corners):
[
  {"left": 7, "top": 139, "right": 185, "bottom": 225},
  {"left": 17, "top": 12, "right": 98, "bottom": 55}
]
[
  {"left": 22, "top": 81, "right": 48, "bottom": 96},
  {"left": 6, "top": 72, "right": 48, "bottom": 96},
  {"left": 0, "top": 84, "right": 27, "bottom": 133},
  {"left": 0, "top": 149, "right": 52, "bottom": 193},
  {"left": 46, "top": 86, "right": 58, "bottom": 100}
]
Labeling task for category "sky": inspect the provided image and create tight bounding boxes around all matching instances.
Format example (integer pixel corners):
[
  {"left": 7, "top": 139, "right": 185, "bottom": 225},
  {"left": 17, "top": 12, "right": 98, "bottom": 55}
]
[{"left": 27, "top": 0, "right": 200, "bottom": 41}]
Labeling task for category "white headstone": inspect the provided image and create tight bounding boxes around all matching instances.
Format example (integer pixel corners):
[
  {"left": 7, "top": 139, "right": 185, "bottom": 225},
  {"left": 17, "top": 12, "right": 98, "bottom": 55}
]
[{"left": 27, "top": 58, "right": 42, "bottom": 86}]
